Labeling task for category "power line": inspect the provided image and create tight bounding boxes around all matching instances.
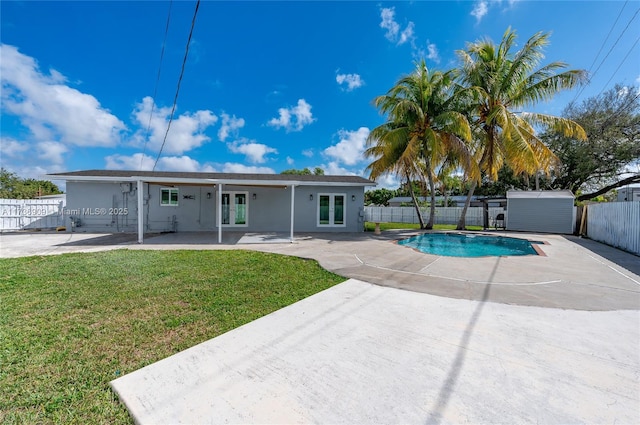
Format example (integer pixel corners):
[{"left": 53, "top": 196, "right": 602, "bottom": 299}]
[
  {"left": 586, "top": 1, "right": 627, "bottom": 74},
  {"left": 600, "top": 35, "right": 640, "bottom": 93},
  {"left": 140, "top": 0, "right": 173, "bottom": 171},
  {"left": 152, "top": 0, "right": 201, "bottom": 171},
  {"left": 570, "top": 5, "right": 640, "bottom": 104}
]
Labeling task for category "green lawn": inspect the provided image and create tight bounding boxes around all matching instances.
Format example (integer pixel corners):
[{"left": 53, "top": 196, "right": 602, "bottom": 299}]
[
  {"left": 0, "top": 250, "right": 344, "bottom": 424},
  {"left": 364, "top": 222, "right": 483, "bottom": 231}
]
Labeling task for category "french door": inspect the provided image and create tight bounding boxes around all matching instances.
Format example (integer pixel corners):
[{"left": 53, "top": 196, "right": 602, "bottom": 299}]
[
  {"left": 221, "top": 192, "right": 248, "bottom": 226},
  {"left": 318, "top": 194, "right": 345, "bottom": 227}
]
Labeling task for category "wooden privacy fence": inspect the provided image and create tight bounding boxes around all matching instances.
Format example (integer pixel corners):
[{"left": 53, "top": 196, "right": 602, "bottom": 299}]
[
  {"left": 364, "top": 206, "right": 505, "bottom": 227},
  {"left": 585, "top": 202, "right": 640, "bottom": 255},
  {"left": 0, "top": 199, "right": 65, "bottom": 231}
]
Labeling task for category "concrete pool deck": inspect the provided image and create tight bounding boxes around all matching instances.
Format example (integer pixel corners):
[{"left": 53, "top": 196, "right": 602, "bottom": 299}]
[
  {"left": 5, "top": 229, "right": 635, "bottom": 310},
  {"left": 1, "top": 230, "right": 639, "bottom": 423}
]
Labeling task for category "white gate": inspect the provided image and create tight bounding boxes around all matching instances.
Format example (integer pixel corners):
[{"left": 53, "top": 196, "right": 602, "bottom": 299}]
[{"left": 0, "top": 199, "right": 65, "bottom": 231}]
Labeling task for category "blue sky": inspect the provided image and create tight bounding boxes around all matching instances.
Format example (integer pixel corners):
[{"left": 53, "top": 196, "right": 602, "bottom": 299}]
[{"left": 1, "top": 1, "right": 639, "bottom": 189}]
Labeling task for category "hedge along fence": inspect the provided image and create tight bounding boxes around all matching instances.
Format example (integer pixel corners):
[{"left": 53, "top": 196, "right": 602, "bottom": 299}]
[
  {"left": 585, "top": 201, "right": 640, "bottom": 255},
  {"left": 364, "top": 206, "right": 506, "bottom": 227},
  {"left": 0, "top": 199, "right": 65, "bottom": 231}
]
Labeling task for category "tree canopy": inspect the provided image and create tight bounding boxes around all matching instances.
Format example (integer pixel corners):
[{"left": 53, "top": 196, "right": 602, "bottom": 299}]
[
  {"left": 280, "top": 167, "right": 325, "bottom": 175},
  {"left": 541, "top": 84, "right": 640, "bottom": 200},
  {"left": 0, "top": 168, "right": 63, "bottom": 199}
]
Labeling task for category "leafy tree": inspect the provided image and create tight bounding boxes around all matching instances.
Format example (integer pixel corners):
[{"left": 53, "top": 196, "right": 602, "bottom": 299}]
[
  {"left": 473, "top": 166, "right": 532, "bottom": 196},
  {"left": 365, "top": 188, "right": 396, "bottom": 206},
  {"left": 280, "top": 167, "right": 325, "bottom": 175},
  {"left": 455, "top": 28, "right": 586, "bottom": 229},
  {"left": 541, "top": 84, "right": 640, "bottom": 200},
  {"left": 366, "top": 61, "right": 478, "bottom": 229},
  {"left": 0, "top": 168, "right": 62, "bottom": 199}
]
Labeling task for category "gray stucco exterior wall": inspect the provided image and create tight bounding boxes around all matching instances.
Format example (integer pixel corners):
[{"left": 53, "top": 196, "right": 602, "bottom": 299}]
[{"left": 65, "top": 181, "right": 366, "bottom": 233}]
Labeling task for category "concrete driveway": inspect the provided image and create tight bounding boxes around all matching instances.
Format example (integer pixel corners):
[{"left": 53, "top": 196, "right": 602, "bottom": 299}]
[
  {"left": 2, "top": 230, "right": 639, "bottom": 423},
  {"left": 110, "top": 278, "right": 639, "bottom": 424}
]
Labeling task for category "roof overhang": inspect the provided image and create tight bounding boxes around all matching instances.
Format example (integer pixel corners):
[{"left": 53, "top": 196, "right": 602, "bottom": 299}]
[{"left": 44, "top": 174, "right": 376, "bottom": 188}]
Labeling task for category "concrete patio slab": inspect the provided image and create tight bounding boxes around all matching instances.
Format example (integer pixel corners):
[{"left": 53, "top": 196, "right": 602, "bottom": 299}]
[
  {"left": 110, "top": 279, "right": 640, "bottom": 425},
  {"left": 1, "top": 230, "right": 639, "bottom": 311}
]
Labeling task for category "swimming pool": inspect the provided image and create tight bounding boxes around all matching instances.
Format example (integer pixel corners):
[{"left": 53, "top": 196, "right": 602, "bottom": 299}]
[{"left": 398, "top": 233, "right": 538, "bottom": 257}]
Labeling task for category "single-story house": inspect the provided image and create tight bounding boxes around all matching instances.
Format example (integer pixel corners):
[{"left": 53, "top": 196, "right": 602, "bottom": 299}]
[
  {"left": 506, "top": 190, "right": 575, "bottom": 234},
  {"left": 45, "top": 170, "right": 376, "bottom": 243}
]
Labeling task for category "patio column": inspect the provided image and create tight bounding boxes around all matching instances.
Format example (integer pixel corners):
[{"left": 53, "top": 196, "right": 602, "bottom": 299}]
[
  {"left": 290, "top": 185, "right": 295, "bottom": 243},
  {"left": 217, "top": 183, "right": 223, "bottom": 244},
  {"left": 137, "top": 180, "right": 144, "bottom": 244}
]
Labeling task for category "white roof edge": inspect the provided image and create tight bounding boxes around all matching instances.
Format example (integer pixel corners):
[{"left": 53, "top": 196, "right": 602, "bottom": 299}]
[
  {"left": 44, "top": 175, "right": 374, "bottom": 187},
  {"left": 506, "top": 189, "right": 574, "bottom": 198}
]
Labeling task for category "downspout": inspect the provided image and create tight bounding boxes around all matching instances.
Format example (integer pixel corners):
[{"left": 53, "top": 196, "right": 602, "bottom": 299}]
[
  {"left": 290, "top": 185, "right": 295, "bottom": 243},
  {"left": 217, "top": 183, "right": 222, "bottom": 244},
  {"left": 137, "top": 180, "right": 144, "bottom": 244}
]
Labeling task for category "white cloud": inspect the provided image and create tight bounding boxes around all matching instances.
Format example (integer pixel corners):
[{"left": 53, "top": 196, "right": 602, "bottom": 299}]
[
  {"left": 37, "top": 141, "right": 67, "bottom": 165},
  {"left": 105, "top": 153, "right": 156, "bottom": 170},
  {"left": 372, "top": 173, "right": 400, "bottom": 190},
  {"left": 228, "top": 138, "right": 277, "bottom": 163},
  {"left": 0, "top": 137, "right": 29, "bottom": 158},
  {"left": 156, "top": 155, "right": 203, "bottom": 172},
  {"left": 398, "top": 22, "right": 415, "bottom": 46},
  {"left": 105, "top": 153, "right": 214, "bottom": 172},
  {"left": 217, "top": 113, "right": 245, "bottom": 142},
  {"left": 132, "top": 96, "right": 218, "bottom": 155},
  {"left": 471, "top": 1, "right": 489, "bottom": 22},
  {"left": 286, "top": 156, "right": 294, "bottom": 165},
  {"left": 426, "top": 42, "right": 440, "bottom": 63},
  {"left": 0, "top": 44, "right": 126, "bottom": 147},
  {"left": 267, "top": 99, "right": 315, "bottom": 132},
  {"left": 323, "top": 127, "right": 370, "bottom": 166},
  {"left": 379, "top": 7, "right": 414, "bottom": 46},
  {"left": 321, "top": 161, "right": 357, "bottom": 176},
  {"left": 302, "top": 149, "right": 314, "bottom": 158},
  {"left": 380, "top": 8, "right": 400, "bottom": 42},
  {"left": 336, "top": 73, "right": 364, "bottom": 91},
  {"left": 221, "top": 163, "right": 275, "bottom": 174}
]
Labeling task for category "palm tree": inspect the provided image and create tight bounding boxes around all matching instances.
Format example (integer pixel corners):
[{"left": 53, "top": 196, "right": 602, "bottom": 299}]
[
  {"left": 366, "top": 60, "right": 479, "bottom": 229},
  {"left": 455, "top": 28, "right": 587, "bottom": 230}
]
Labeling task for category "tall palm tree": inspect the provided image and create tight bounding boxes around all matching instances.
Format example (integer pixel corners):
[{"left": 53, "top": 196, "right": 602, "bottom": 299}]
[
  {"left": 455, "top": 28, "right": 587, "bottom": 230},
  {"left": 366, "top": 60, "right": 479, "bottom": 229}
]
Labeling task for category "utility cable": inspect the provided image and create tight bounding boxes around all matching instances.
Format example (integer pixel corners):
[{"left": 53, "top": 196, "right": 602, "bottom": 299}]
[
  {"left": 153, "top": 0, "right": 201, "bottom": 171},
  {"left": 140, "top": 0, "right": 173, "bottom": 171},
  {"left": 571, "top": 6, "right": 640, "bottom": 104},
  {"left": 599, "top": 35, "right": 640, "bottom": 93}
]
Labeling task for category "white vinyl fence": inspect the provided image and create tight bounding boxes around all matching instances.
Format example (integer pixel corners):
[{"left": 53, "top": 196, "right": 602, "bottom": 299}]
[
  {"left": 0, "top": 199, "right": 65, "bottom": 231},
  {"left": 364, "top": 206, "right": 505, "bottom": 227},
  {"left": 586, "top": 202, "right": 640, "bottom": 255}
]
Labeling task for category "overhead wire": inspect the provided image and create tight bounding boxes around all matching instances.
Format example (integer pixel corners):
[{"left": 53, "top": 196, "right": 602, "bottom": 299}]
[
  {"left": 570, "top": 5, "right": 640, "bottom": 104},
  {"left": 599, "top": 36, "right": 640, "bottom": 93},
  {"left": 152, "top": 0, "right": 202, "bottom": 171},
  {"left": 140, "top": 0, "right": 174, "bottom": 171}
]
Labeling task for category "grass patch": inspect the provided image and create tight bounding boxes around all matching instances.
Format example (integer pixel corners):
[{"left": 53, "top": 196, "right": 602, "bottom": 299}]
[
  {"left": 0, "top": 249, "right": 344, "bottom": 424},
  {"left": 364, "top": 222, "right": 483, "bottom": 231}
]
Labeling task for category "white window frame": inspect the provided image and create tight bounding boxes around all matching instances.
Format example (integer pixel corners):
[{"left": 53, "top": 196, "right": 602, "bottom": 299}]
[
  {"left": 160, "top": 187, "right": 179, "bottom": 207},
  {"left": 221, "top": 191, "right": 249, "bottom": 227},
  {"left": 317, "top": 193, "right": 346, "bottom": 227}
]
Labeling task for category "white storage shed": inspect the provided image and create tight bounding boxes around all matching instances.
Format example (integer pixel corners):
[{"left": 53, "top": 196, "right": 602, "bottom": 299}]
[{"left": 506, "top": 190, "right": 575, "bottom": 234}]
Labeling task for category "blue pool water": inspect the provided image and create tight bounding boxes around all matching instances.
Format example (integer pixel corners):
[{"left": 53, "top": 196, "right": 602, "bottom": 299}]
[{"left": 398, "top": 233, "right": 538, "bottom": 257}]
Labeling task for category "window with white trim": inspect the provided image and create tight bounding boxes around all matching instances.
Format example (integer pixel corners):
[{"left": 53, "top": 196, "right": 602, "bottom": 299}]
[
  {"left": 160, "top": 188, "right": 179, "bottom": 206},
  {"left": 318, "top": 193, "right": 346, "bottom": 227}
]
